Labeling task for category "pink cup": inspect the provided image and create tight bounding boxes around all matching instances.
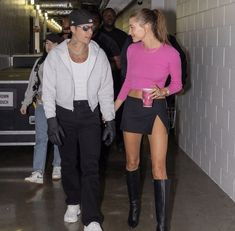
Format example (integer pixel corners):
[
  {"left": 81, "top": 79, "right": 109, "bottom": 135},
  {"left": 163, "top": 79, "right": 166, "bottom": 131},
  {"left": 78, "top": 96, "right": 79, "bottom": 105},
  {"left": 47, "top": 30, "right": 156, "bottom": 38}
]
[{"left": 142, "top": 88, "right": 153, "bottom": 107}]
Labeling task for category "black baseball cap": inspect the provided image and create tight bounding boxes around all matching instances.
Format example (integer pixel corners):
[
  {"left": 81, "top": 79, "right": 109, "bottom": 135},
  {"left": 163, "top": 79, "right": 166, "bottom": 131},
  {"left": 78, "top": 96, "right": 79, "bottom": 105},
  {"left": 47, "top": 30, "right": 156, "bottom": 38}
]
[
  {"left": 69, "top": 9, "right": 93, "bottom": 26},
  {"left": 45, "top": 33, "right": 63, "bottom": 43}
]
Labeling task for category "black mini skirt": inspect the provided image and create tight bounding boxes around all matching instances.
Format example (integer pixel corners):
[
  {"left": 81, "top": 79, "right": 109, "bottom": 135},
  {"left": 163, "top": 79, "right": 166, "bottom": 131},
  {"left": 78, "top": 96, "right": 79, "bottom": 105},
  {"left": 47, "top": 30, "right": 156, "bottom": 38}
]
[{"left": 120, "top": 96, "right": 169, "bottom": 135}]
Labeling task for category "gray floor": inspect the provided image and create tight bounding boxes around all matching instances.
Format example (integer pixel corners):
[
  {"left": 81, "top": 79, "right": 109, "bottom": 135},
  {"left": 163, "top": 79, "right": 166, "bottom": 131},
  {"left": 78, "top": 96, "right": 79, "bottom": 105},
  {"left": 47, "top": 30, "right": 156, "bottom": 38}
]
[{"left": 0, "top": 135, "right": 235, "bottom": 231}]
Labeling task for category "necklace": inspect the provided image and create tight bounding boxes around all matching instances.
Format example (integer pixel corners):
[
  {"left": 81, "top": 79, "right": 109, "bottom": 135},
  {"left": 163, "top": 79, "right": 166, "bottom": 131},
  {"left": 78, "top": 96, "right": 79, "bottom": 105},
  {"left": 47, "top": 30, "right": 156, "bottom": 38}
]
[{"left": 68, "top": 44, "right": 88, "bottom": 56}]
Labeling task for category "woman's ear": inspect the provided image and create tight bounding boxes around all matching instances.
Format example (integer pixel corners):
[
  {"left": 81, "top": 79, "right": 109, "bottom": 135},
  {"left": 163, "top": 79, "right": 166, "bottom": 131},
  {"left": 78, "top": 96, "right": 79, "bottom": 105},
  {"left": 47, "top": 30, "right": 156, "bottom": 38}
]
[
  {"left": 144, "top": 22, "right": 152, "bottom": 32},
  {"left": 70, "top": 26, "right": 76, "bottom": 33}
]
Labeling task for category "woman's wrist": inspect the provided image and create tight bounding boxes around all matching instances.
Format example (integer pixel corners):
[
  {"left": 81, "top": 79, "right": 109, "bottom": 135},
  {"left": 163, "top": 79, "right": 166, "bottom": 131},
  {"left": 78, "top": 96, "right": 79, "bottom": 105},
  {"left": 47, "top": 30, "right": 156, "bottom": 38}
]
[
  {"left": 160, "top": 88, "right": 170, "bottom": 97},
  {"left": 114, "top": 99, "right": 123, "bottom": 112}
]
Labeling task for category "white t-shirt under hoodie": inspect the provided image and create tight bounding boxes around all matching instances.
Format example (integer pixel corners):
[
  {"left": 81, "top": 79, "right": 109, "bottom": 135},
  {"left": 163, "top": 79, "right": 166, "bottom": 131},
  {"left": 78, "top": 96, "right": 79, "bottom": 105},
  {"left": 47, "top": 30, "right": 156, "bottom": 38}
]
[{"left": 70, "top": 46, "right": 91, "bottom": 100}]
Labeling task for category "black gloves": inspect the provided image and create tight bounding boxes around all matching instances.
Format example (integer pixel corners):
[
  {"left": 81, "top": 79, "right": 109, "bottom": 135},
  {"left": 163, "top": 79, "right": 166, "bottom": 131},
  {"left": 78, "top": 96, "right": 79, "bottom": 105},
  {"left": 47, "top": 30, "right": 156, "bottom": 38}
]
[
  {"left": 102, "top": 120, "right": 116, "bottom": 146},
  {"left": 47, "top": 117, "right": 65, "bottom": 146}
]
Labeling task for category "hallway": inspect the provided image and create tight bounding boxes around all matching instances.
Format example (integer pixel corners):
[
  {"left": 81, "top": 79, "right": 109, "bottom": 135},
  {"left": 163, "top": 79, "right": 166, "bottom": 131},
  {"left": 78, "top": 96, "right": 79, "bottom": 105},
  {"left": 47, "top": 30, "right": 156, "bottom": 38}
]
[{"left": 0, "top": 135, "right": 235, "bottom": 231}]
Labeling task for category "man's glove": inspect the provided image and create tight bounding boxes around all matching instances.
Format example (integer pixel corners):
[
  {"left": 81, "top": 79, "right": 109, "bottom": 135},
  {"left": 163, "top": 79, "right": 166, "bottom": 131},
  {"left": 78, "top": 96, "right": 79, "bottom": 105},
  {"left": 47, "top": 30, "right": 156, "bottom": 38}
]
[
  {"left": 102, "top": 120, "right": 116, "bottom": 146},
  {"left": 47, "top": 117, "right": 65, "bottom": 146}
]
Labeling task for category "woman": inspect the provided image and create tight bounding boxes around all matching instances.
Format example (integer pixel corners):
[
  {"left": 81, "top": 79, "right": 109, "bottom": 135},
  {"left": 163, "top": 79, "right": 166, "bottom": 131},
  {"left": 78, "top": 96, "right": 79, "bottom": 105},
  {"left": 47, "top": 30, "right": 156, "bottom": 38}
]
[
  {"left": 20, "top": 33, "right": 63, "bottom": 184},
  {"left": 115, "top": 9, "right": 182, "bottom": 231}
]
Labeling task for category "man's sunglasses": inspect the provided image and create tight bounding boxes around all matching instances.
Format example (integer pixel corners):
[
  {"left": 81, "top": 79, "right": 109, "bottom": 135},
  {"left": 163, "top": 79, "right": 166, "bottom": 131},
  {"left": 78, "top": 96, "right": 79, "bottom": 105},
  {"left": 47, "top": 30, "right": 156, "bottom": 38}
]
[{"left": 77, "top": 25, "right": 94, "bottom": 32}]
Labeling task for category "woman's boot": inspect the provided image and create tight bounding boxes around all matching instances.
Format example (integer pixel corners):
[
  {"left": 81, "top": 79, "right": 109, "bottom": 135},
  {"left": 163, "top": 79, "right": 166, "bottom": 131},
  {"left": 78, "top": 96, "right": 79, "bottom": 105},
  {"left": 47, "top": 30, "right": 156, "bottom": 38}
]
[
  {"left": 154, "top": 179, "right": 171, "bottom": 231},
  {"left": 126, "top": 169, "right": 140, "bottom": 228}
]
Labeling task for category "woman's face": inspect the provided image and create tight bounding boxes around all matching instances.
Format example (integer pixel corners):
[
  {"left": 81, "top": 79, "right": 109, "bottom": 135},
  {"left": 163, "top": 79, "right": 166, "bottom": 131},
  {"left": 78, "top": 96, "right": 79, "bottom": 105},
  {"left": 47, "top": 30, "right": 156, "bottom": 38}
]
[
  {"left": 45, "top": 40, "right": 58, "bottom": 53},
  {"left": 128, "top": 17, "right": 146, "bottom": 42}
]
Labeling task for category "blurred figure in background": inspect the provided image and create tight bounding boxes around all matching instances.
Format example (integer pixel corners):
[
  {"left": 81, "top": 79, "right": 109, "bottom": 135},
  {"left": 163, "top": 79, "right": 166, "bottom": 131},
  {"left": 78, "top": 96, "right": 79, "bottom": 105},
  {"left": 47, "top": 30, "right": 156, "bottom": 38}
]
[
  {"left": 101, "top": 7, "right": 128, "bottom": 151},
  {"left": 101, "top": 7, "right": 128, "bottom": 51},
  {"left": 91, "top": 10, "right": 121, "bottom": 174},
  {"left": 20, "top": 33, "right": 63, "bottom": 184},
  {"left": 91, "top": 10, "right": 121, "bottom": 72},
  {"left": 60, "top": 16, "right": 72, "bottom": 39}
]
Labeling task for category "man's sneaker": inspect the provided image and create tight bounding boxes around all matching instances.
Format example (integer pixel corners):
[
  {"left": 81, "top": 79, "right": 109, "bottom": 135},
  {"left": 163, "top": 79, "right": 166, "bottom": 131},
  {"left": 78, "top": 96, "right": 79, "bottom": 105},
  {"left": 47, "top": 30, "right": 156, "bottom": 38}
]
[
  {"left": 52, "top": 166, "right": 61, "bottom": 180},
  {"left": 64, "top": 205, "right": 81, "bottom": 223},
  {"left": 84, "top": 222, "right": 102, "bottom": 231},
  {"left": 24, "top": 171, "right": 43, "bottom": 184}
]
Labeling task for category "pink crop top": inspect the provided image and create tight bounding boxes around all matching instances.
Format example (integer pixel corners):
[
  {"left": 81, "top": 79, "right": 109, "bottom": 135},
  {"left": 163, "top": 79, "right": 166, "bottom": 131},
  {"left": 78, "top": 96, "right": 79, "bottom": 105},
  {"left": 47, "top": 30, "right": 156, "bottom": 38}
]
[{"left": 117, "top": 42, "right": 182, "bottom": 101}]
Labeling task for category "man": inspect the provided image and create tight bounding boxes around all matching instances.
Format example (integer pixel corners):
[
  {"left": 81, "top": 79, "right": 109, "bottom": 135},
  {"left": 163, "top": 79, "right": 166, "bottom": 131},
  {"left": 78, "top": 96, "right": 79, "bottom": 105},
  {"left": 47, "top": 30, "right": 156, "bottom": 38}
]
[
  {"left": 91, "top": 10, "right": 121, "bottom": 73},
  {"left": 60, "top": 16, "right": 72, "bottom": 39},
  {"left": 101, "top": 8, "right": 128, "bottom": 51},
  {"left": 91, "top": 10, "right": 121, "bottom": 173},
  {"left": 101, "top": 8, "right": 128, "bottom": 150},
  {"left": 42, "top": 9, "right": 115, "bottom": 231}
]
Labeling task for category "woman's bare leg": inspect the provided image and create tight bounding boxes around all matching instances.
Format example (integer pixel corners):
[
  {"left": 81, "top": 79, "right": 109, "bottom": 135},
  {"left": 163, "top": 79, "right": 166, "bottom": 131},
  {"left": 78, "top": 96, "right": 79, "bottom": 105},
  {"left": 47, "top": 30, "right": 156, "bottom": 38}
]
[
  {"left": 148, "top": 116, "right": 168, "bottom": 179},
  {"left": 149, "top": 116, "right": 170, "bottom": 230},
  {"left": 123, "top": 131, "right": 143, "bottom": 171}
]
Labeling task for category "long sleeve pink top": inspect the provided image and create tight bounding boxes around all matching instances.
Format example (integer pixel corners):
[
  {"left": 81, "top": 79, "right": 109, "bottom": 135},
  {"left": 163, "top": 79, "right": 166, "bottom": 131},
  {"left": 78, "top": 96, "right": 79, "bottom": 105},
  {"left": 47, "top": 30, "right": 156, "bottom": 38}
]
[{"left": 117, "top": 42, "right": 182, "bottom": 101}]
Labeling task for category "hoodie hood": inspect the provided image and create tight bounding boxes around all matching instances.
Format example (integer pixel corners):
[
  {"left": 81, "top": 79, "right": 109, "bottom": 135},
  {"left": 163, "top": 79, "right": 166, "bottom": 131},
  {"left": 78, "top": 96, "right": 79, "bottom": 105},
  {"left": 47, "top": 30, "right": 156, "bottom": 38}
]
[{"left": 52, "top": 39, "right": 101, "bottom": 74}]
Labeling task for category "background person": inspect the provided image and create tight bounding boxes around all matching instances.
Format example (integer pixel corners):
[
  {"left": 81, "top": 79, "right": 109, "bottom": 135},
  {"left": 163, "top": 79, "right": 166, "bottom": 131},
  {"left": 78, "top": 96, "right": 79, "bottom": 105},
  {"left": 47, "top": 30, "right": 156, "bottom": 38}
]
[
  {"left": 91, "top": 10, "right": 121, "bottom": 72},
  {"left": 115, "top": 9, "right": 182, "bottom": 230},
  {"left": 101, "top": 7, "right": 128, "bottom": 51},
  {"left": 91, "top": 10, "right": 121, "bottom": 174},
  {"left": 20, "top": 33, "right": 63, "bottom": 184},
  {"left": 60, "top": 16, "right": 72, "bottom": 39},
  {"left": 101, "top": 7, "right": 128, "bottom": 151},
  {"left": 42, "top": 9, "right": 115, "bottom": 231}
]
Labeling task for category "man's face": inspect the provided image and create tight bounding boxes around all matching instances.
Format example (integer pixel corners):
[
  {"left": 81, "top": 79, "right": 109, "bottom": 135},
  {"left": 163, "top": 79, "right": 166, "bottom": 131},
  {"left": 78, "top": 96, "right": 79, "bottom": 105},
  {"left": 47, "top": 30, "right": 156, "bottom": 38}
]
[
  {"left": 102, "top": 9, "right": 116, "bottom": 27},
  {"left": 62, "top": 17, "right": 71, "bottom": 38},
  {"left": 71, "top": 23, "right": 94, "bottom": 45}
]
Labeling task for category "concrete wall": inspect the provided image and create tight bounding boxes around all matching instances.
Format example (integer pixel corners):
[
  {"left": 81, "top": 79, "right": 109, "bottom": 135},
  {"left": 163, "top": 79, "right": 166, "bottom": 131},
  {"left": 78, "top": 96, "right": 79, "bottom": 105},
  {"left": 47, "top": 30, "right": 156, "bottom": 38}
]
[
  {"left": 164, "top": 0, "right": 177, "bottom": 34},
  {"left": 176, "top": 0, "right": 235, "bottom": 201}
]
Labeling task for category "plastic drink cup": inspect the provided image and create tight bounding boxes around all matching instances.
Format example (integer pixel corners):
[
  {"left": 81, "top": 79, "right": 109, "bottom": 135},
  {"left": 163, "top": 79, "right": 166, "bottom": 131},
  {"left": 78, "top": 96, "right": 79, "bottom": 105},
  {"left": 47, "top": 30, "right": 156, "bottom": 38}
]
[{"left": 142, "top": 88, "right": 153, "bottom": 107}]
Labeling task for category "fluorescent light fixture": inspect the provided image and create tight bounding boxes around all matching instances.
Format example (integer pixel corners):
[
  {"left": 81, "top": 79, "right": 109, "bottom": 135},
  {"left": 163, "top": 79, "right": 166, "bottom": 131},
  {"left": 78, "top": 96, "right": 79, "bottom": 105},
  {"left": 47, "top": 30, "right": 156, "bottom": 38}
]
[
  {"left": 36, "top": 4, "right": 40, "bottom": 10},
  {"left": 30, "top": 0, "right": 34, "bottom": 4}
]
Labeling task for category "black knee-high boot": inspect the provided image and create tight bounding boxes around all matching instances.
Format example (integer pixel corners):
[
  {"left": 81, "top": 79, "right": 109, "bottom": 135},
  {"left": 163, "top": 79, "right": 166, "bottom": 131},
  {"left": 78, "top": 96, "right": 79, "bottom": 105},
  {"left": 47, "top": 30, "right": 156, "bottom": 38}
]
[
  {"left": 126, "top": 169, "right": 140, "bottom": 228},
  {"left": 154, "top": 179, "right": 171, "bottom": 231}
]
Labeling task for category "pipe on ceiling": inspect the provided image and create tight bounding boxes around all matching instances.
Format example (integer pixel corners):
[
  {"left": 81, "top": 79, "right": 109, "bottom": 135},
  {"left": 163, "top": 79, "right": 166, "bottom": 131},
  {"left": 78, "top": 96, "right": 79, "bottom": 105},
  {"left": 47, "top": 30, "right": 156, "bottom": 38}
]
[
  {"left": 100, "top": 0, "right": 110, "bottom": 10},
  {"left": 37, "top": 1, "right": 77, "bottom": 9},
  {"left": 80, "top": 0, "right": 102, "bottom": 6}
]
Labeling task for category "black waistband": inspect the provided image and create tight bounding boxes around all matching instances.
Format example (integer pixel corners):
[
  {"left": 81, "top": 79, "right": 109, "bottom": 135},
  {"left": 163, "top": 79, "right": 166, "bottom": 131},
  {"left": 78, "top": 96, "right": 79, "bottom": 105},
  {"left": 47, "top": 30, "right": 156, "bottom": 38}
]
[{"left": 73, "top": 100, "right": 89, "bottom": 107}]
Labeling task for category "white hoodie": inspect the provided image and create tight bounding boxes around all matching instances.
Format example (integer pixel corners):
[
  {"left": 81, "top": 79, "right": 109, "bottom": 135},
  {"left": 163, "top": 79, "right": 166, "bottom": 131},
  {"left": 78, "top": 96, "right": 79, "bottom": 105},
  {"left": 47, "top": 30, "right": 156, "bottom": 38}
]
[{"left": 42, "top": 39, "right": 115, "bottom": 121}]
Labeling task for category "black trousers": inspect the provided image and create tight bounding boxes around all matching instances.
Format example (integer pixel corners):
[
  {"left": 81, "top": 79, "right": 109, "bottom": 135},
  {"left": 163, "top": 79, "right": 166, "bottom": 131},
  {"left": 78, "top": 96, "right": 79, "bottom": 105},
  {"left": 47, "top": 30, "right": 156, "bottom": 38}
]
[{"left": 56, "top": 101, "right": 102, "bottom": 225}]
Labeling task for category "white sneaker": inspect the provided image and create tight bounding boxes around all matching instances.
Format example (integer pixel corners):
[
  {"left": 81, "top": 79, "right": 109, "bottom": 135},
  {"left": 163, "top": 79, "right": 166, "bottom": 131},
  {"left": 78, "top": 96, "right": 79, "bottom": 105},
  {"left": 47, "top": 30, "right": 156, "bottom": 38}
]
[
  {"left": 84, "top": 222, "right": 102, "bottom": 231},
  {"left": 64, "top": 205, "right": 81, "bottom": 223},
  {"left": 52, "top": 166, "right": 61, "bottom": 180},
  {"left": 25, "top": 171, "right": 43, "bottom": 184}
]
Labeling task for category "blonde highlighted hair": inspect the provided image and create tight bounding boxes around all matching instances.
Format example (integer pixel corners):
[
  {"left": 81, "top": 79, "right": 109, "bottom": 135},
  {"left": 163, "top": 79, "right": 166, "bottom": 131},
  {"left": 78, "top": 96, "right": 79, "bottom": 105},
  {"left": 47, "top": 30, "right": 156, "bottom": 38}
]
[{"left": 130, "top": 8, "right": 169, "bottom": 44}]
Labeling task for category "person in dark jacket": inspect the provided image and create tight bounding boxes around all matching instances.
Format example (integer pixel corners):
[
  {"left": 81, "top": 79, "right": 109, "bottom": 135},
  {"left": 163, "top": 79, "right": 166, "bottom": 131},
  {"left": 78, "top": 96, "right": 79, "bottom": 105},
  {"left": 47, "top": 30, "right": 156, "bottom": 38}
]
[
  {"left": 101, "top": 7, "right": 128, "bottom": 150},
  {"left": 101, "top": 7, "right": 128, "bottom": 51}
]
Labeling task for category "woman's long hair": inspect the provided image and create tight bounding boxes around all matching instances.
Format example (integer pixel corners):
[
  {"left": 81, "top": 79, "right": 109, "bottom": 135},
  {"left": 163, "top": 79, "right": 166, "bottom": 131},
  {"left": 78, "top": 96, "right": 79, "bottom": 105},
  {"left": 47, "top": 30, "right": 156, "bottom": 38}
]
[{"left": 130, "top": 8, "right": 169, "bottom": 44}]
